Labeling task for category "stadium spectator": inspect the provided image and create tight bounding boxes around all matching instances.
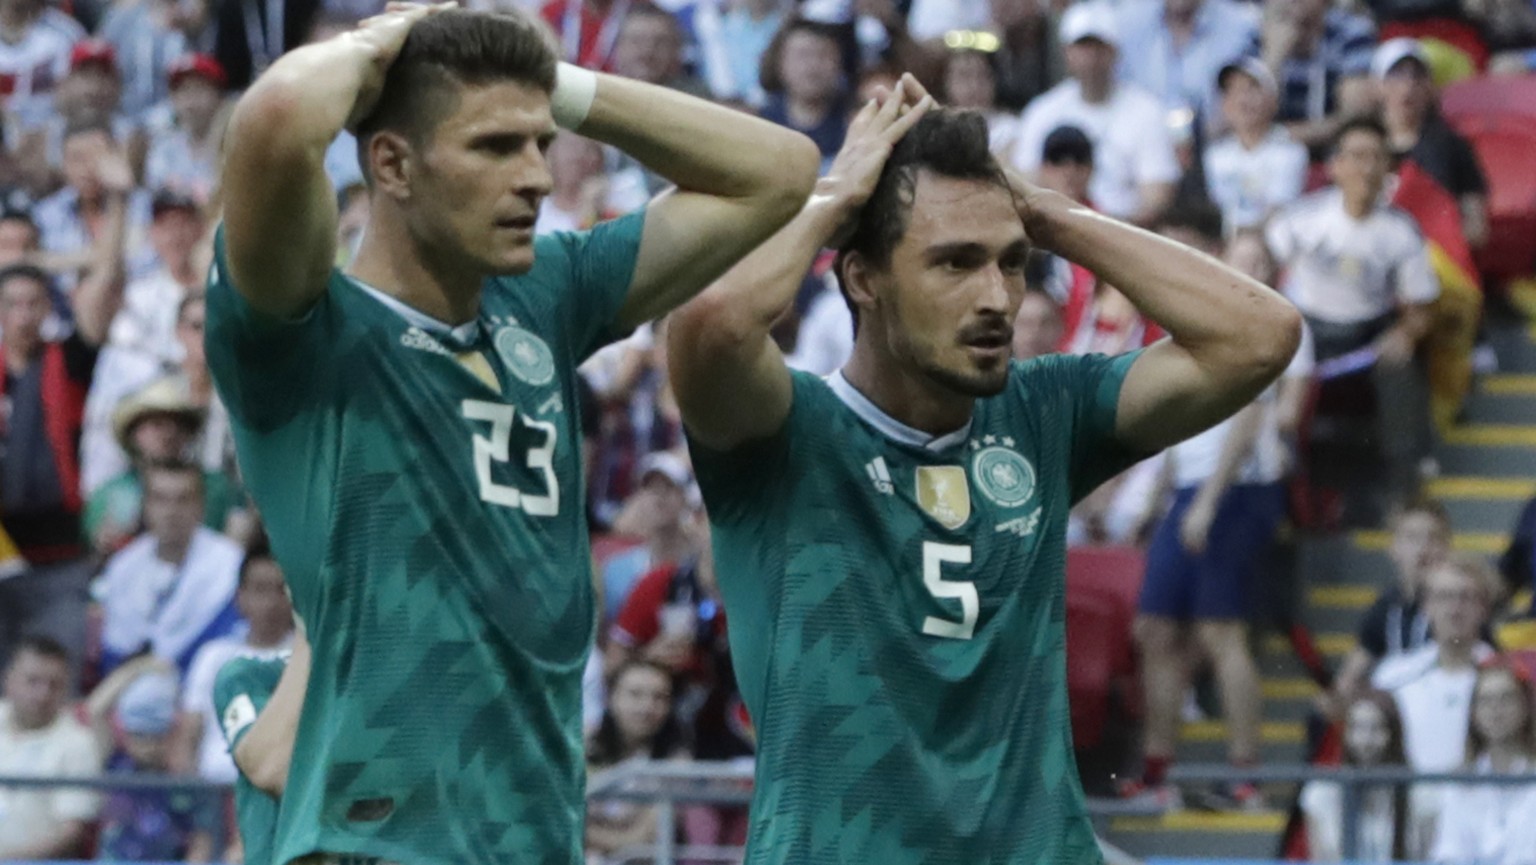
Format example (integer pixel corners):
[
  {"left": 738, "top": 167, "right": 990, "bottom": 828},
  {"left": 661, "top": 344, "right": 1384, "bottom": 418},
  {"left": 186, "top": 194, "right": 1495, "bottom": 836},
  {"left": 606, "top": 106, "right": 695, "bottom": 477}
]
[
  {"left": 942, "top": 46, "right": 1022, "bottom": 159},
  {"left": 975, "top": 0, "right": 1061, "bottom": 111},
  {"left": 692, "top": 0, "right": 790, "bottom": 107},
  {"left": 89, "top": 667, "right": 219, "bottom": 862},
  {"left": 1265, "top": 117, "right": 1439, "bottom": 508},
  {"left": 611, "top": 3, "right": 707, "bottom": 96},
  {"left": 96, "top": 459, "right": 243, "bottom": 676},
  {"left": 536, "top": 132, "right": 616, "bottom": 234},
  {"left": 12, "top": 39, "right": 143, "bottom": 196},
  {"left": 0, "top": 208, "right": 40, "bottom": 265},
  {"left": 541, "top": 0, "right": 632, "bottom": 70},
  {"left": 82, "top": 191, "right": 208, "bottom": 493},
  {"left": 0, "top": 0, "right": 88, "bottom": 129},
  {"left": 142, "top": 54, "right": 228, "bottom": 205},
  {"left": 1012, "top": 2, "right": 1179, "bottom": 224},
  {"left": 83, "top": 376, "right": 236, "bottom": 553},
  {"left": 0, "top": 257, "right": 123, "bottom": 669},
  {"left": 1260, "top": 0, "right": 1377, "bottom": 149},
  {"left": 600, "top": 451, "right": 699, "bottom": 622},
  {"left": 32, "top": 122, "right": 154, "bottom": 284},
  {"left": 1115, "top": 0, "right": 1260, "bottom": 128},
  {"left": 175, "top": 543, "right": 293, "bottom": 782},
  {"left": 1301, "top": 690, "right": 1413, "bottom": 862},
  {"left": 1203, "top": 57, "right": 1308, "bottom": 231},
  {"left": 1125, "top": 207, "right": 1308, "bottom": 810},
  {"left": 1364, "top": 0, "right": 1487, "bottom": 73},
  {"left": 1374, "top": 38, "right": 1489, "bottom": 250},
  {"left": 1432, "top": 662, "right": 1536, "bottom": 865},
  {"left": 1030, "top": 125, "right": 1094, "bottom": 301},
  {"left": 1328, "top": 500, "right": 1453, "bottom": 712},
  {"left": 1011, "top": 288, "right": 1064, "bottom": 361},
  {"left": 0, "top": 635, "right": 101, "bottom": 860},
  {"left": 97, "top": 0, "right": 214, "bottom": 118},
  {"left": 585, "top": 659, "right": 689, "bottom": 860},
  {"left": 1373, "top": 556, "right": 1500, "bottom": 773},
  {"left": 210, "top": 0, "right": 321, "bottom": 90},
  {"left": 758, "top": 17, "right": 851, "bottom": 165}
]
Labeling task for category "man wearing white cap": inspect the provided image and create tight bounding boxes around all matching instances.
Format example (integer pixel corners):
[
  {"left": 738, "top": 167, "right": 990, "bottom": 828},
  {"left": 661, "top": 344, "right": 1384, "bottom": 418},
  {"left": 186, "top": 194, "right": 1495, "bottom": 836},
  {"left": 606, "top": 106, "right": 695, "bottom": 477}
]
[
  {"left": 1012, "top": 1, "right": 1179, "bottom": 225},
  {"left": 1203, "top": 57, "right": 1309, "bottom": 230}
]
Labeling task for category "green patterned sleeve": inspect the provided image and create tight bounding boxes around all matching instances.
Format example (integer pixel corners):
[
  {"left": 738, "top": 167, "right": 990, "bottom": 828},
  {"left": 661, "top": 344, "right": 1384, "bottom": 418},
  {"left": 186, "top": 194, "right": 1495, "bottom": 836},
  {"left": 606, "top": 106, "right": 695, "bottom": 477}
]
[
  {"left": 534, "top": 208, "right": 648, "bottom": 363},
  {"left": 212, "top": 657, "right": 283, "bottom": 753},
  {"left": 1050, "top": 350, "right": 1149, "bottom": 504}
]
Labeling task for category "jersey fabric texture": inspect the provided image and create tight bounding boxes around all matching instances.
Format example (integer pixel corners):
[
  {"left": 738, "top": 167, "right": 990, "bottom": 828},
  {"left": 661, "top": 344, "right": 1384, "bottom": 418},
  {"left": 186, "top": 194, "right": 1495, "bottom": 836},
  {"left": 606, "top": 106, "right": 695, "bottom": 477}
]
[
  {"left": 204, "top": 210, "right": 645, "bottom": 865},
  {"left": 214, "top": 655, "right": 286, "bottom": 865},
  {"left": 691, "top": 353, "right": 1143, "bottom": 865}
]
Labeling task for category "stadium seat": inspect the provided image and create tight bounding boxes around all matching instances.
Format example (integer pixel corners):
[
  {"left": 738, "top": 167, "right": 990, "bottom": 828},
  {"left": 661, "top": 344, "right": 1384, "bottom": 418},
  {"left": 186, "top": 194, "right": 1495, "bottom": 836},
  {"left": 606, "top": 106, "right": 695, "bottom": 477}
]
[
  {"left": 1440, "top": 76, "right": 1536, "bottom": 284},
  {"left": 1064, "top": 546, "right": 1145, "bottom": 750}
]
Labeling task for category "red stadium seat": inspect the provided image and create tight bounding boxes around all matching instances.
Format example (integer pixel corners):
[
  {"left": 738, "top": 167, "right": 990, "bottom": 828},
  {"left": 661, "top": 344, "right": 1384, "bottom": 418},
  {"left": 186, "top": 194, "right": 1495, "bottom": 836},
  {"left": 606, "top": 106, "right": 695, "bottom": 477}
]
[
  {"left": 1441, "top": 76, "right": 1536, "bottom": 283},
  {"left": 1065, "top": 546, "right": 1144, "bottom": 750}
]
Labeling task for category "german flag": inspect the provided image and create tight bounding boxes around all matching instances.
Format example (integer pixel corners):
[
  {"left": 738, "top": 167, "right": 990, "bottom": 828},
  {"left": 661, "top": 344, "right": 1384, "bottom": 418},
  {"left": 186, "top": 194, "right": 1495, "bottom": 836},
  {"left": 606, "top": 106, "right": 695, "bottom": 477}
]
[{"left": 1391, "top": 159, "right": 1483, "bottom": 430}]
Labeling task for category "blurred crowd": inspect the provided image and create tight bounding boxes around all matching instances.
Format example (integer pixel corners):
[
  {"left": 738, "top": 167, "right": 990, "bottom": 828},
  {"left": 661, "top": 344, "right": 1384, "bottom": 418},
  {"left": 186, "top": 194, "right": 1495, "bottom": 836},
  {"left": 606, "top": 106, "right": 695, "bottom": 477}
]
[{"left": 0, "top": 0, "right": 1534, "bottom": 862}]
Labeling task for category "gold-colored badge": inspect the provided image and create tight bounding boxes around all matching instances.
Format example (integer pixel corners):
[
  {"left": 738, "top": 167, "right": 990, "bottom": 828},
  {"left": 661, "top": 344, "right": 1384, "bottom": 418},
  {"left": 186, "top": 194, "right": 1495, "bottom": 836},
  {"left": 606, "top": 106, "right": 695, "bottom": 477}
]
[{"left": 915, "top": 465, "right": 971, "bottom": 529}]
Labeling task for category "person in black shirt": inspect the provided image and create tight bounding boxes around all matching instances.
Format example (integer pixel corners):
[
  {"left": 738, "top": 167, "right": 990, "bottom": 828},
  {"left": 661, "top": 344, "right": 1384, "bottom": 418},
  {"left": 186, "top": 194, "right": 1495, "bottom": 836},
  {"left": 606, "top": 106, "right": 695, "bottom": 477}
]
[
  {"left": 1374, "top": 38, "right": 1490, "bottom": 248},
  {"left": 1322, "top": 500, "right": 1451, "bottom": 717}
]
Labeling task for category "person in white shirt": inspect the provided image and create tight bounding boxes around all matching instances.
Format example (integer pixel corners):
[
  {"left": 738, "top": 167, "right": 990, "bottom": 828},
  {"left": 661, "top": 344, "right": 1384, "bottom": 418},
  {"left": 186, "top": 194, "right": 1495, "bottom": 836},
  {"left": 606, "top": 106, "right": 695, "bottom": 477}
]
[
  {"left": 1127, "top": 210, "right": 1311, "bottom": 810},
  {"left": 1373, "top": 555, "right": 1502, "bottom": 855},
  {"left": 174, "top": 543, "right": 294, "bottom": 783},
  {"left": 0, "top": 635, "right": 102, "bottom": 860},
  {"left": 1115, "top": 0, "right": 1260, "bottom": 127},
  {"left": 1301, "top": 689, "right": 1413, "bottom": 863},
  {"left": 1266, "top": 116, "right": 1439, "bottom": 505},
  {"left": 1203, "top": 57, "right": 1308, "bottom": 231},
  {"left": 96, "top": 460, "right": 245, "bottom": 677},
  {"left": 1011, "top": 2, "right": 1180, "bottom": 224},
  {"left": 1433, "top": 662, "right": 1536, "bottom": 865}
]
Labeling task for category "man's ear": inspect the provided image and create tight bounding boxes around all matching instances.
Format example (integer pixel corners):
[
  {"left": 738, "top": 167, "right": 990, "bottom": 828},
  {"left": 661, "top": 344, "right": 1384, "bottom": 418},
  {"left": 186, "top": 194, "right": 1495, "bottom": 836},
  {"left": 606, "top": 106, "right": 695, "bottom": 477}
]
[
  {"left": 841, "top": 251, "right": 881, "bottom": 317},
  {"left": 367, "top": 131, "right": 415, "bottom": 202}
]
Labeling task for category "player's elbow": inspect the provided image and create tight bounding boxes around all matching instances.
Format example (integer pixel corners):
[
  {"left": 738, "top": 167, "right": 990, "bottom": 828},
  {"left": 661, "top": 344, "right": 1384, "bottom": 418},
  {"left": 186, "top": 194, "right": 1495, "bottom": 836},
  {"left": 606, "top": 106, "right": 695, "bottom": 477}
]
[
  {"left": 234, "top": 739, "right": 288, "bottom": 796},
  {"left": 754, "top": 133, "right": 820, "bottom": 220},
  {"left": 1250, "top": 300, "right": 1304, "bottom": 379}
]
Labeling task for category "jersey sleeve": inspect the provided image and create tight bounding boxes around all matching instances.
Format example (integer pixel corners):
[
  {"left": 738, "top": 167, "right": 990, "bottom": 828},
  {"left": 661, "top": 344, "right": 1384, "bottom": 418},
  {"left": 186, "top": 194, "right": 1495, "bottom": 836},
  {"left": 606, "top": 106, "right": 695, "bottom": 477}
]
[
  {"left": 212, "top": 656, "right": 281, "bottom": 753},
  {"left": 1019, "top": 351, "right": 1148, "bottom": 504},
  {"left": 686, "top": 370, "right": 807, "bottom": 528},
  {"left": 204, "top": 226, "right": 339, "bottom": 432},
  {"left": 533, "top": 208, "right": 647, "bottom": 364}
]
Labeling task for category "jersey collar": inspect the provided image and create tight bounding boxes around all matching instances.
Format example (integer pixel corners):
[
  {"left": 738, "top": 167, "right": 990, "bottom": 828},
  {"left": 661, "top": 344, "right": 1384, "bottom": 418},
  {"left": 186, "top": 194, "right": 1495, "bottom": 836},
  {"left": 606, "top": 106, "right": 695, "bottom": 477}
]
[
  {"left": 827, "top": 371, "right": 972, "bottom": 453},
  {"left": 351, "top": 279, "right": 481, "bottom": 346}
]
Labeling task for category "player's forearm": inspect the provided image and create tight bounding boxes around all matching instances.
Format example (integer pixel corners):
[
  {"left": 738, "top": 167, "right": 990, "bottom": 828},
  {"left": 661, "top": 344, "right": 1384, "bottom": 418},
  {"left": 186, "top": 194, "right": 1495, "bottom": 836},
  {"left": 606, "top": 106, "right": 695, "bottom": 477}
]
[
  {"left": 229, "top": 37, "right": 380, "bottom": 159},
  {"left": 577, "top": 73, "right": 819, "bottom": 211},
  {"left": 1023, "top": 186, "right": 1301, "bottom": 378},
  {"left": 693, "top": 197, "right": 847, "bottom": 336},
  {"left": 236, "top": 635, "right": 310, "bottom": 795},
  {"left": 73, "top": 191, "right": 128, "bottom": 346}
]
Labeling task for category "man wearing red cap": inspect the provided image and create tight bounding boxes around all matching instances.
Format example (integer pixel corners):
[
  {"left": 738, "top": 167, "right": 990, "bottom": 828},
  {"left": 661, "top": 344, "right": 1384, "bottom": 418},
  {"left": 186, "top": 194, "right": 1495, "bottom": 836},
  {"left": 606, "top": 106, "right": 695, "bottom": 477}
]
[
  {"left": 144, "top": 54, "right": 227, "bottom": 203},
  {"left": 12, "top": 39, "right": 144, "bottom": 197}
]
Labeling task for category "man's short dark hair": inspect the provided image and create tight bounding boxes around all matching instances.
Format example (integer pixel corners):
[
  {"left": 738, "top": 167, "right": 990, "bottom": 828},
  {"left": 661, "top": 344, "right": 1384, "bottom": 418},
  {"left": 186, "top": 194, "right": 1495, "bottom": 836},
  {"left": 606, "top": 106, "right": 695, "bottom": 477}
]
[
  {"left": 239, "top": 535, "right": 277, "bottom": 588},
  {"left": 834, "top": 109, "right": 1011, "bottom": 330},
  {"left": 0, "top": 263, "right": 53, "bottom": 296},
  {"left": 12, "top": 634, "right": 70, "bottom": 666},
  {"left": 1157, "top": 201, "right": 1225, "bottom": 247},
  {"left": 1331, "top": 115, "right": 1389, "bottom": 157},
  {"left": 355, "top": 10, "right": 558, "bottom": 173}
]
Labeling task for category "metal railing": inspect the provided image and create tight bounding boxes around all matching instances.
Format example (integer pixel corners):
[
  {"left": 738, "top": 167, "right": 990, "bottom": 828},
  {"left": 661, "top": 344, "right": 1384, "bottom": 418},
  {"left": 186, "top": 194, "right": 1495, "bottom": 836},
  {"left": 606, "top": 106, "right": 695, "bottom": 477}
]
[{"left": 6, "top": 762, "right": 1535, "bottom": 865}]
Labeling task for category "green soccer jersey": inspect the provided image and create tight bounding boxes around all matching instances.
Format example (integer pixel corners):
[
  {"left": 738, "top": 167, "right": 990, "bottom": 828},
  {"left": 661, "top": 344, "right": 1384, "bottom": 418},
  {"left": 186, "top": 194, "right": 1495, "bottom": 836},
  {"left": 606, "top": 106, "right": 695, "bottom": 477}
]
[
  {"left": 204, "top": 211, "right": 645, "bottom": 865},
  {"left": 691, "top": 353, "right": 1145, "bottom": 865},
  {"left": 214, "top": 655, "right": 286, "bottom": 865}
]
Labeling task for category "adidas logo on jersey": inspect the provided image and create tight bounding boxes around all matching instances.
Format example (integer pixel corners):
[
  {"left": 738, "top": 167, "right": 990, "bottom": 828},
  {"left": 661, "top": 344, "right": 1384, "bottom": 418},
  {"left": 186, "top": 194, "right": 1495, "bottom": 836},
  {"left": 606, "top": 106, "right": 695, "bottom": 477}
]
[
  {"left": 865, "top": 457, "right": 893, "bottom": 495},
  {"left": 400, "top": 327, "right": 452, "bottom": 357}
]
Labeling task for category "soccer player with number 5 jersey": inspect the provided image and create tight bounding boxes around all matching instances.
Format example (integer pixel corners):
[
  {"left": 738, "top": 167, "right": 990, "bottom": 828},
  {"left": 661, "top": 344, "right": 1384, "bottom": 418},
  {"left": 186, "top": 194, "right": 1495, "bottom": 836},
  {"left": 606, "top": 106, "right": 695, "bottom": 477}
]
[
  {"left": 668, "top": 77, "right": 1303, "bottom": 864},
  {"left": 205, "top": 5, "right": 818, "bottom": 864}
]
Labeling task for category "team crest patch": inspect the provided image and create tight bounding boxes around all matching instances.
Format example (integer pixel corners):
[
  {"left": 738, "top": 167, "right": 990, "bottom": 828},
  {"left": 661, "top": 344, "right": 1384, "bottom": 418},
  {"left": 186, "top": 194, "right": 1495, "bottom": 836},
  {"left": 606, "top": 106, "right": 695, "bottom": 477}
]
[
  {"left": 970, "top": 442, "right": 1036, "bottom": 508},
  {"left": 494, "top": 325, "right": 555, "bottom": 386},
  {"left": 915, "top": 465, "right": 970, "bottom": 529}
]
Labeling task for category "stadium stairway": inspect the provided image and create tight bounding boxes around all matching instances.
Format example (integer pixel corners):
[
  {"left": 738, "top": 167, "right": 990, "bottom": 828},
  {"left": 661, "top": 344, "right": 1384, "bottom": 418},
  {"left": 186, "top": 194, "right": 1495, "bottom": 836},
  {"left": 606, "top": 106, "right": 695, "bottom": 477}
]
[{"left": 1096, "top": 316, "right": 1536, "bottom": 860}]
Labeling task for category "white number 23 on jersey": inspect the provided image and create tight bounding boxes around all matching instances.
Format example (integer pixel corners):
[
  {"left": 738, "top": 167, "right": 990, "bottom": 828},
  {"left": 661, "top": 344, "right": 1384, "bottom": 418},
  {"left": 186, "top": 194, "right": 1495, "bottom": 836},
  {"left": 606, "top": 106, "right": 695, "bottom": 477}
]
[{"left": 461, "top": 399, "right": 560, "bottom": 516}]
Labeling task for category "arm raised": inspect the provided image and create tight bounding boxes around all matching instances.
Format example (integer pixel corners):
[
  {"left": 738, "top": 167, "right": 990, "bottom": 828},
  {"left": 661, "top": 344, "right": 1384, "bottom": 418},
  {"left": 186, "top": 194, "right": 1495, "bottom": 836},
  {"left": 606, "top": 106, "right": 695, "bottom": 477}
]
[
  {"left": 220, "top": 4, "right": 447, "bottom": 319},
  {"left": 1017, "top": 185, "right": 1303, "bottom": 454},
  {"left": 570, "top": 70, "right": 822, "bottom": 331},
  {"left": 669, "top": 83, "right": 933, "bottom": 451}
]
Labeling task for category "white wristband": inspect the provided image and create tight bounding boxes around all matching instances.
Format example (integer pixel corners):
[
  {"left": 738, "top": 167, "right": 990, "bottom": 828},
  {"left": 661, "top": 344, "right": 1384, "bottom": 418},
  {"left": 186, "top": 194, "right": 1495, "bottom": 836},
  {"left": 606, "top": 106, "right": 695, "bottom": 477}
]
[{"left": 551, "top": 62, "right": 598, "bottom": 130}]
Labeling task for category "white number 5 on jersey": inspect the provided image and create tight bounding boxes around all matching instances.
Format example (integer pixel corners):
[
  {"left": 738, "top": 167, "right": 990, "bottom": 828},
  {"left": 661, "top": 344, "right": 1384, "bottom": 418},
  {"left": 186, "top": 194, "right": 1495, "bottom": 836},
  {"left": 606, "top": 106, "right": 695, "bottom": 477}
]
[
  {"left": 921, "top": 541, "right": 977, "bottom": 640},
  {"left": 461, "top": 399, "right": 560, "bottom": 516}
]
